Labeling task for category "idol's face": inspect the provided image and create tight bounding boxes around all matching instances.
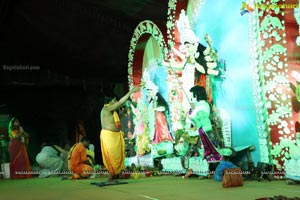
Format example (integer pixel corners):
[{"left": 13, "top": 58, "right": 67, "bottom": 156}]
[
  {"left": 188, "top": 56, "right": 196, "bottom": 63},
  {"left": 184, "top": 42, "right": 193, "bottom": 49},
  {"left": 189, "top": 92, "right": 197, "bottom": 103},
  {"left": 146, "top": 90, "right": 153, "bottom": 101}
]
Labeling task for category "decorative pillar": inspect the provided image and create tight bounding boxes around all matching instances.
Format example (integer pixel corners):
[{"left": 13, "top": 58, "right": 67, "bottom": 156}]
[{"left": 255, "top": 0, "right": 294, "bottom": 175}]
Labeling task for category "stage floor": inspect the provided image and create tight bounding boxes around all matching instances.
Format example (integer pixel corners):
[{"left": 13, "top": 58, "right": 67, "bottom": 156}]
[{"left": 0, "top": 175, "right": 299, "bottom": 200}]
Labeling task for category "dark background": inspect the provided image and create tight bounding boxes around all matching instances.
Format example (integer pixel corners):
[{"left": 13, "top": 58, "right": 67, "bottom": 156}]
[{"left": 0, "top": 0, "right": 168, "bottom": 164}]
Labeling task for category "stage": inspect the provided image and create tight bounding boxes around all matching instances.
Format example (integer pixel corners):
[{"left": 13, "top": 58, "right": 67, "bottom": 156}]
[{"left": 0, "top": 176, "right": 299, "bottom": 200}]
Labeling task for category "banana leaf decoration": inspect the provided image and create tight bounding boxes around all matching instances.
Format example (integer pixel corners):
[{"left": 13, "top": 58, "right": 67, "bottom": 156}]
[
  {"left": 260, "top": 16, "right": 283, "bottom": 32},
  {"left": 260, "top": 17, "right": 270, "bottom": 31},
  {"left": 270, "top": 16, "right": 283, "bottom": 30},
  {"left": 271, "top": 44, "right": 285, "bottom": 54}
]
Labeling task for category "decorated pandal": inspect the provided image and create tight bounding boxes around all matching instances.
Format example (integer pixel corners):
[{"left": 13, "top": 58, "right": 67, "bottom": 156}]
[{"left": 122, "top": 0, "right": 300, "bottom": 179}]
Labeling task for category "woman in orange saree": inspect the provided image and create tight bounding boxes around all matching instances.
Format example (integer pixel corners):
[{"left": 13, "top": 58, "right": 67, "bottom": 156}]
[{"left": 8, "top": 117, "right": 32, "bottom": 179}]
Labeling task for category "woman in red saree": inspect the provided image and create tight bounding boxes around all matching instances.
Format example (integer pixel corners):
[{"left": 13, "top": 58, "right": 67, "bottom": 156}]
[{"left": 8, "top": 117, "right": 32, "bottom": 179}]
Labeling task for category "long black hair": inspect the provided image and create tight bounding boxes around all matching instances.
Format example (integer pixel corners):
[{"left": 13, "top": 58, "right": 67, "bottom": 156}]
[
  {"left": 189, "top": 85, "right": 207, "bottom": 101},
  {"left": 156, "top": 93, "right": 169, "bottom": 113}
]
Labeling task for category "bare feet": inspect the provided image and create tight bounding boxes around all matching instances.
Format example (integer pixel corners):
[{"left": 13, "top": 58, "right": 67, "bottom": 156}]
[
  {"left": 71, "top": 173, "right": 81, "bottom": 180},
  {"left": 183, "top": 169, "right": 193, "bottom": 179},
  {"left": 107, "top": 174, "right": 120, "bottom": 182}
]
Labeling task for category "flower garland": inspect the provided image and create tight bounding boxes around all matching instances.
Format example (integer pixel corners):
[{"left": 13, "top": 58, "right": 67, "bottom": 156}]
[
  {"left": 248, "top": 0, "right": 271, "bottom": 164},
  {"left": 127, "top": 20, "right": 168, "bottom": 89},
  {"left": 166, "top": 0, "right": 177, "bottom": 51}
]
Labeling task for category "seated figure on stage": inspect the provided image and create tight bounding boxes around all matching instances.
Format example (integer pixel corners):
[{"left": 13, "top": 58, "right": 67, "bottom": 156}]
[
  {"left": 68, "top": 136, "right": 93, "bottom": 179},
  {"left": 36, "top": 141, "right": 68, "bottom": 178}
]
